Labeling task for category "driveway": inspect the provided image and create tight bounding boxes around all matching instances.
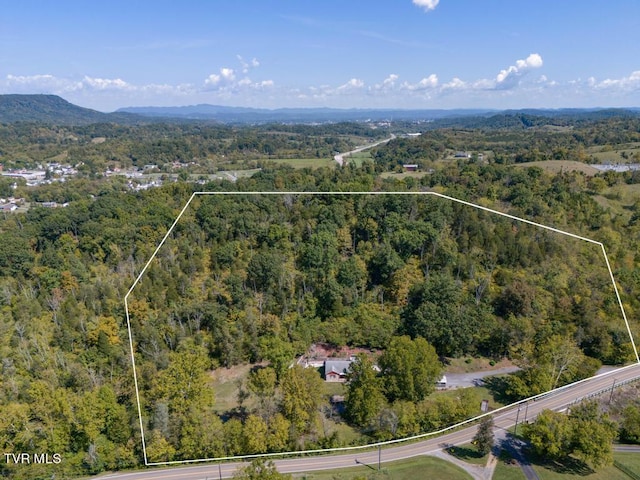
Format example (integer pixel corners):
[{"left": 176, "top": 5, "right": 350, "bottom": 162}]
[{"left": 445, "top": 366, "right": 521, "bottom": 388}]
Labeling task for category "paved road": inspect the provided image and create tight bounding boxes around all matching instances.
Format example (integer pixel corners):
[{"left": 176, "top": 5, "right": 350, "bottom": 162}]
[
  {"left": 494, "top": 430, "right": 539, "bottom": 480},
  {"left": 97, "top": 363, "right": 640, "bottom": 480},
  {"left": 334, "top": 134, "right": 395, "bottom": 166},
  {"left": 446, "top": 366, "right": 521, "bottom": 388},
  {"left": 614, "top": 445, "right": 640, "bottom": 452},
  {"left": 445, "top": 364, "right": 620, "bottom": 389}
]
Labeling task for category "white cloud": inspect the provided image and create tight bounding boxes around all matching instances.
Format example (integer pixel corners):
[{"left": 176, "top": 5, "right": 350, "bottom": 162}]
[
  {"left": 237, "top": 55, "right": 260, "bottom": 74},
  {"left": 413, "top": 0, "right": 440, "bottom": 12},
  {"left": 82, "top": 76, "right": 132, "bottom": 91},
  {"left": 402, "top": 74, "right": 438, "bottom": 91},
  {"left": 6, "top": 74, "right": 82, "bottom": 93},
  {"left": 383, "top": 73, "right": 399, "bottom": 87},
  {"left": 204, "top": 67, "right": 236, "bottom": 88},
  {"left": 442, "top": 77, "right": 466, "bottom": 90},
  {"left": 337, "top": 78, "right": 365, "bottom": 91},
  {"left": 495, "top": 53, "right": 544, "bottom": 89},
  {"left": 375, "top": 74, "right": 399, "bottom": 91},
  {"left": 595, "top": 71, "right": 640, "bottom": 91},
  {"left": 8, "top": 53, "right": 640, "bottom": 111}
]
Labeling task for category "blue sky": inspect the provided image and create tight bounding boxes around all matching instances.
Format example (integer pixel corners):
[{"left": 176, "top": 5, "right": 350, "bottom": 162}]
[{"left": 1, "top": 0, "right": 639, "bottom": 111}]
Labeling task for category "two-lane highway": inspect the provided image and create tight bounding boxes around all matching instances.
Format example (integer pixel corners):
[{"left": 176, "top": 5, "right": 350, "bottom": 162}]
[
  {"left": 98, "top": 363, "right": 640, "bottom": 480},
  {"left": 334, "top": 134, "right": 395, "bottom": 166}
]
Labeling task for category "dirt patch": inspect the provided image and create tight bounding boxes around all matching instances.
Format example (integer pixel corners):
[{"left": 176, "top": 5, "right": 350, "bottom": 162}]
[{"left": 301, "top": 343, "right": 380, "bottom": 365}]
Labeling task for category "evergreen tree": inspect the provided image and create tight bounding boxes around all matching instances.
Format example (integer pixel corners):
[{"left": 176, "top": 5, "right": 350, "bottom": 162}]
[{"left": 473, "top": 416, "right": 494, "bottom": 455}]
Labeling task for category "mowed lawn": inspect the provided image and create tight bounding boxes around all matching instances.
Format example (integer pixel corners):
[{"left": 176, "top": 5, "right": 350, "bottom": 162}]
[
  {"left": 293, "top": 455, "right": 472, "bottom": 479},
  {"left": 528, "top": 457, "right": 632, "bottom": 480},
  {"left": 614, "top": 452, "right": 640, "bottom": 476},
  {"left": 493, "top": 451, "right": 638, "bottom": 480},
  {"left": 493, "top": 458, "right": 526, "bottom": 480}
]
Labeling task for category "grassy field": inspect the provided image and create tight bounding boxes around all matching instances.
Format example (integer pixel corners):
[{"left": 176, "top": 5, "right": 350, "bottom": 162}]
[
  {"left": 323, "top": 381, "right": 346, "bottom": 397},
  {"left": 514, "top": 160, "right": 601, "bottom": 176},
  {"left": 264, "top": 158, "right": 335, "bottom": 169},
  {"left": 529, "top": 457, "right": 631, "bottom": 480},
  {"left": 446, "top": 443, "right": 489, "bottom": 465},
  {"left": 345, "top": 151, "right": 372, "bottom": 167},
  {"left": 293, "top": 455, "right": 473, "bottom": 479},
  {"left": 210, "top": 363, "right": 256, "bottom": 413},
  {"left": 433, "top": 385, "right": 505, "bottom": 411},
  {"left": 587, "top": 142, "right": 640, "bottom": 164},
  {"left": 614, "top": 452, "right": 640, "bottom": 476},
  {"left": 493, "top": 451, "right": 526, "bottom": 480},
  {"left": 594, "top": 183, "right": 640, "bottom": 220}
]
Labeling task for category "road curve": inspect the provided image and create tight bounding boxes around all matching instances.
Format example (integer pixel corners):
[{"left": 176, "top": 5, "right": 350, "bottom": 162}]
[{"left": 97, "top": 363, "right": 640, "bottom": 480}]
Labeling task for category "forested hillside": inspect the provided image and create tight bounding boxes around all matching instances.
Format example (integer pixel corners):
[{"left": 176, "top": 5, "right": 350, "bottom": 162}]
[
  {"left": 1, "top": 116, "right": 640, "bottom": 478},
  {"left": 0, "top": 95, "right": 140, "bottom": 125},
  {"left": 0, "top": 121, "right": 382, "bottom": 176}
]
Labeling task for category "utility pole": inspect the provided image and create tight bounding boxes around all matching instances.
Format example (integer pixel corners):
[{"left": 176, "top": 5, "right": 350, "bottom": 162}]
[
  {"left": 378, "top": 444, "right": 381, "bottom": 471},
  {"left": 609, "top": 378, "right": 617, "bottom": 404},
  {"left": 514, "top": 406, "right": 522, "bottom": 435}
]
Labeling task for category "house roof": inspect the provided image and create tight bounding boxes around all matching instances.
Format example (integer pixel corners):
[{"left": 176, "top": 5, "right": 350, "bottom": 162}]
[{"left": 324, "top": 359, "right": 352, "bottom": 376}]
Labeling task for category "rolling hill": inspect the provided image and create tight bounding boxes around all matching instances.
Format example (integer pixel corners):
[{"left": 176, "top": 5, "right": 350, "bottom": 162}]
[{"left": 0, "top": 94, "right": 142, "bottom": 125}]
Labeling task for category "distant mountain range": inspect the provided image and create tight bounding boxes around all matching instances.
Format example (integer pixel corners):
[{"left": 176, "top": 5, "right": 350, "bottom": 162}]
[
  {"left": 116, "top": 104, "right": 496, "bottom": 123},
  {"left": 0, "top": 94, "right": 639, "bottom": 126}
]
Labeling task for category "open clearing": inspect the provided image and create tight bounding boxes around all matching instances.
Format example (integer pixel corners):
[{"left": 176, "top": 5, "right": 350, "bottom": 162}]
[
  {"left": 588, "top": 142, "right": 640, "bottom": 164},
  {"left": 594, "top": 183, "right": 640, "bottom": 219},
  {"left": 514, "top": 160, "right": 601, "bottom": 176},
  {"left": 344, "top": 151, "right": 372, "bottom": 167},
  {"left": 210, "top": 363, "right": 257, "bottom": 413}
]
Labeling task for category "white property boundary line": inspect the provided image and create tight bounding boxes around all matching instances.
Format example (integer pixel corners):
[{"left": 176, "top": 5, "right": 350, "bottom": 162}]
[{"left": 123, "top": 191, "right": 640, "bottom": 466}]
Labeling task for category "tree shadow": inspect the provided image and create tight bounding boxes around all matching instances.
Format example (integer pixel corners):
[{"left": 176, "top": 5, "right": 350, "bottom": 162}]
[
  {"left": 483, "top": 375, "right": 518, "bottom": 405},
  {"left": 446, "top": 445, "right": 485, "bottom": 462},
  {"left": 527, "top": 451, "right": 594, "bottom": 476}
]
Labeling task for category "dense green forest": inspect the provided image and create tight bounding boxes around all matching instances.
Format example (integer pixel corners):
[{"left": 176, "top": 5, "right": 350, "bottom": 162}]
[
  {"left": 1, "top": 116, "right": 640, "bottom": 478},
  {"left": 372, "top": 116, "right": 640, "bottom": 169},
  {"left": 0, "top": 121, "right": 383, "bottom": 175}
]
